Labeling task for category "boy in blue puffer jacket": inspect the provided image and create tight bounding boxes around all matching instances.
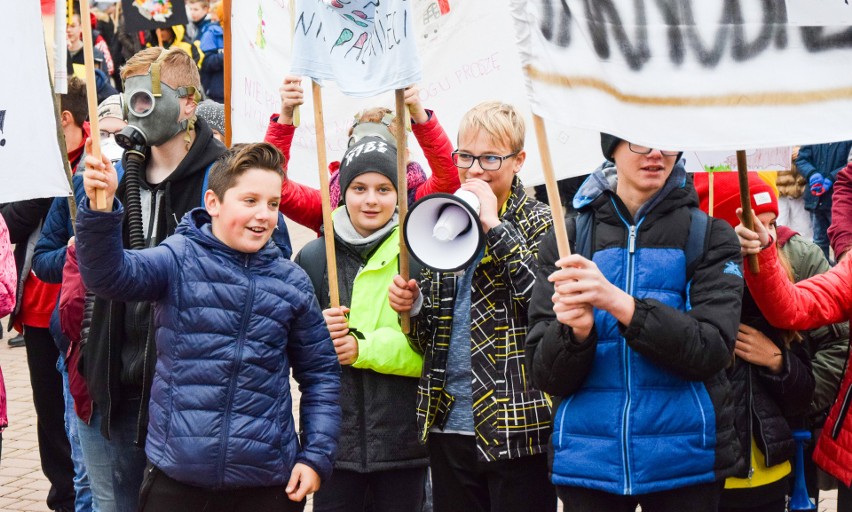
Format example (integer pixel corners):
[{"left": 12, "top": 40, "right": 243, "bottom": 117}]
[
  {"left": 76, "top": 141, "right": 341, "bottom": 511},
  {"left": 526, "top": 134, "right": 745, "bottom": 511}
]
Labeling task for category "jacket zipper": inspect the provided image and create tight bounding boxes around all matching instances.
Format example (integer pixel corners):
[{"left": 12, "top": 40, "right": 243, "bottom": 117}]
[
  {"left": 613, "top": 198, "right": 642, "bottom": 494},
  {"left": 747, "top": 365, "right": 755, "bottom": 480},
  {"left": 217, "top": 254, "right": 255, "bottom": 487}
]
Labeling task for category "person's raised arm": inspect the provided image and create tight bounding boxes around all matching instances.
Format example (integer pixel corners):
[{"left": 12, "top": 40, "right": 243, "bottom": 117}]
[{"left": 406, "top": 85, "right": 460, "bottom": 199}]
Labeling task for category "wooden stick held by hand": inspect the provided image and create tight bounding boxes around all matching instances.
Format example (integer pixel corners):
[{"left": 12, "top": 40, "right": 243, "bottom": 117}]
[
  {"left": 395, "top": 89, "right": 411, "bottom": 333},
  {"left": 313, "top": 81, "right": 340, "bottom": 307},
  {"left": 79, "top": 0, "right": 106, "bottom": 209},
  {"left": 533, "top": 115, "right": 570, "bottom": 258},
  {"left": 737, "top": 150, "right": 760, "bottom": 274}
]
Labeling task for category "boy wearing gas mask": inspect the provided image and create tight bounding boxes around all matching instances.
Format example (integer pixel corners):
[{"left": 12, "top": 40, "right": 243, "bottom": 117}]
[{"left": 78, "top": 46, "right": 226, "bottom": 511}]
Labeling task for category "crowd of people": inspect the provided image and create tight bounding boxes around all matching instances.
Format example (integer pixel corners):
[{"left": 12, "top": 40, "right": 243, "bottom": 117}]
[{"left": 3, "top": 2, "right": 852, "bottom": 512}]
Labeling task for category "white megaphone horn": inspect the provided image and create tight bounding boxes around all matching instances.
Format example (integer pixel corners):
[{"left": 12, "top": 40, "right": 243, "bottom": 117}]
[{"left": 404, "top": 189, "right": 485, "bottom": 272}]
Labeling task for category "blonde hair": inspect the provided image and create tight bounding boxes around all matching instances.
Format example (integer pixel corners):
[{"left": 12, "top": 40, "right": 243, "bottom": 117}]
[
  {"left": 120, "top": 47, "right": 201, "bottom": 91},
  {"left": 775, "top": 246, "right": 803, "bottom": 346},
  {"left": 346, "top": 107, "right": 402, "bottom": 137},
  {"left": 457, "top": 101, "right": 525, "bottom": 153},
  {"left": 188, "top": 0, "right": 210, "bottom": 6}
]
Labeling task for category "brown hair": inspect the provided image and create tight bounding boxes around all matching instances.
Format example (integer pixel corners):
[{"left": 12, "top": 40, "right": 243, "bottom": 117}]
[
  {"left": 457, "top": 101, "right": 525, "bottom": 153},
  {"left": 188, "top": 0, "right": 211, "bottom": 7},
  {"left": 120, "top": 47, "right": 201, "bottom": 91},
  {"left": 61, "top": 77, "right": 89, "bottom": 126},
  {"left": 207, "top": 143, "right": 285, "bottom": 199}
]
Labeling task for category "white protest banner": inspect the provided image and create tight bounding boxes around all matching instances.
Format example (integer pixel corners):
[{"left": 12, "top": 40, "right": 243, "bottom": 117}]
[
  {"left": 231, "top": 0, "right": 603, "bottom": 188},
  {"left": 290, "top": 0, "right": 422, "bottom": 97},
  {"left": 786, "top": 0, "right": 852, "bottom": 25},
  {"left": 684, "top": 147, "right": 792, "bottom": 174},
  {"left": 0, "top": 0, "right": 70, "bottom": 204},
  {"left": 511, "top": 0, "right": 852, "bottom": 151}
]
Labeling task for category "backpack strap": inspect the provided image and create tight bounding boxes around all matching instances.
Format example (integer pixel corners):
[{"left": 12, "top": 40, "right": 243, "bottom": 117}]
[
  {"left": 574, "top": 210, "right": 594, "bottom": 260},
  {"left": 200, "top": 162, "right": 214, "bottom": 207},
  {"left": 296, "top": 240, "right": 328, "bottom": 300},
  {"left": 685, "top": 207, "right": 709, "bottom": 281}
]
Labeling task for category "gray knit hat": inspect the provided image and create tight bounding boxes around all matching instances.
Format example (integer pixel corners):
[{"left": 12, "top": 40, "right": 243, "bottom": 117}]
[
  {"left": 600, "top": 133, "right": 623, "bottom": 162},
  {"left": 338, "top": 136, "right": 398, "bottom": 204},
  {"left": 196, "top": 100, "right": 225, "bottom": 137}
]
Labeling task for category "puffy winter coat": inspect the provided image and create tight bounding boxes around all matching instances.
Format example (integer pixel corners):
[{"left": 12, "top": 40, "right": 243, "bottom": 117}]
[
  {"left": 526, "top": 163, "right": 745, "bottom": 495},
  {"left": 76, "top": 203, "right": 341, "bottom": 489},
  {"left": 0, "top": 212, "right": 15, "bottom": 318},
  {"left": 265, "top": 110, "right": 459, "bottom": 234},
  {"left": 796, "top": 141, "right": 852, "bottom": 211},
  {"left": 743, "top": 244, "right": 852, "bottom": 486},
  {"left": 829, "top": 162, "right": 852, "bottom": 259}
]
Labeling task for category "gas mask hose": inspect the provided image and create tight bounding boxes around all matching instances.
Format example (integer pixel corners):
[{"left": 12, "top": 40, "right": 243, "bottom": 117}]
[{"left": 123, "top": 150, "right": 147, "bottom": 250}]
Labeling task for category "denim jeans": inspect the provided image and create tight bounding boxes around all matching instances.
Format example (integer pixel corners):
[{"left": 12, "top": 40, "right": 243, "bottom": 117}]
[
  {"left": 77, "top": 404, "right": 147, "bottom": 512},
  {"left": 810, "top": 209, "right": 832, "bottom": 262},
  {"left": 57, "top": 354, "right": 94, "bottom": 512}
]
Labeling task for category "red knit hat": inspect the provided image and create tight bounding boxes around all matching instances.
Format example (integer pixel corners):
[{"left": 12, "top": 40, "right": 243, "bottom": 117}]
[{"left": 693, "top": 171, "right": 779, "bottom": 229}]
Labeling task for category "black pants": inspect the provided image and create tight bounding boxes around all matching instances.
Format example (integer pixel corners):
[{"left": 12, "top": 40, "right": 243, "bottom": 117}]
[
  {"left": 557, "top": 480, "right": 723, "bottom": 512},
  {"left": 138, "top": 463, "right": 306, "bottom": 512},
  {"left": 428, "top": 433, "right": 556, "bottom": 512},
  {"left": 313, "top": 467, "right": 427, "bottom": 512},
  {"left": 23, "top": 325, "right": 75, "bottom": 511},
  {"left": 838, "top": 481, "right": 852, "bottom": 512}
]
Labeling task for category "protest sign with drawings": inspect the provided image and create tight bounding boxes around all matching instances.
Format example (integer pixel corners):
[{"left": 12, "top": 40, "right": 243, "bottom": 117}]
[
  {"left": 510, "top": 0, "right": 852, "bottom": 151},
  {"left": 0, "top": 0, "right": 70, "bottom": 203},
  {"left": 230, "top": 0, "right": 603, "bottom": 186}
]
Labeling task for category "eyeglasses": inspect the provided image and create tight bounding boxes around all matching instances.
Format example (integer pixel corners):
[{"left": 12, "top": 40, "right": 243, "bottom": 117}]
[
  {"left": 628, "top": 143, "right": 679, "bottom": 157},
  {"left": 99, "top": 129, "right": 123, "bottom": 139},
  {"left": 452, "top": 151, "right": 519, "bottom": 171}
]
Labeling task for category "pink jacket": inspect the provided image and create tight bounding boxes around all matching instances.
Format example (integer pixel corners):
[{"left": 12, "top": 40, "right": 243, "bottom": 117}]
[
  {"left": 745, "top": 245, "right": 852, "bottom": 484},
  {"left": 265, "top": 110, "right": 460, "bottom": 234},
  {"left": 0, "top": 212, "right": 15, "bottom": 430}
]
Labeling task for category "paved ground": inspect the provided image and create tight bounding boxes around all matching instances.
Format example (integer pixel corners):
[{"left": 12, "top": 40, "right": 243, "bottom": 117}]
[{"left": 0, "top": 219, "right": 842, "bottom": 511}]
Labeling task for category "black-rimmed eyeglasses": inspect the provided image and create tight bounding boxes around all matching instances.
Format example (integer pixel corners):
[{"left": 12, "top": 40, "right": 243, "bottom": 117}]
[
  {"left": 452, "top": 151, "right": 519, "bottom": 171},
  {"left": 628, "top": 143, "right": 679, "bottom": 157}
]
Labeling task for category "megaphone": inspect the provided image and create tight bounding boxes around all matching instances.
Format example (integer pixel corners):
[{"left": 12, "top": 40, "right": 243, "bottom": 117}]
[{"left": 404, "top": 189, "right": 485, "bottom": 271}]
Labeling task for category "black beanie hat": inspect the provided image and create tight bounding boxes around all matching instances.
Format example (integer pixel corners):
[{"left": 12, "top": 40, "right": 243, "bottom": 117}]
[
  {"left": 338, "top": 136, "right": 398, "bottom": 204},
  {"left": 600, "top": 133, "right": 683, "bottom": 163},
  {"left": 600, "top": 133, "right": 623, "bottom": 162}
]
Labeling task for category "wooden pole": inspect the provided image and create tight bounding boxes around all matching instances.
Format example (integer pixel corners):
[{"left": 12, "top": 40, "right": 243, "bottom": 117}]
[
  {"left": 223, "top": 0, "right": 232, "bottom": 147},
  {"left": 313, "top": 81, "right": 340, "bottom": 307},
  {"left": 289, "top": 1, "right": 300, "bottom": 127},
  {"left": 395, "top": 90, "right": 410, "bottom": 333},
  {"left": 532, "top": 115, "right": 571, "bottom": 258},
  {"left": 737, "top": 150, "right": 760, "bottom": 274},
  {"left": 79, "top": 0, "right": 106, "bottom": 210}
]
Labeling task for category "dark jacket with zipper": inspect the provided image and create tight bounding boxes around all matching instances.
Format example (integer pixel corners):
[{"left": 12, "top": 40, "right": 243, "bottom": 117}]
[
  {"left": 727, "top": 290, "right": 814, "bottom": 476},
  {"left": 79, "top": 118, "right": 227, "bottom": 442}
]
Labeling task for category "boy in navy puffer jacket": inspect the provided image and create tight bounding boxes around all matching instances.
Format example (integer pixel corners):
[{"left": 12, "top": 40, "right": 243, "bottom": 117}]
[{"left": 76, "top": 141, "right": 341, "bottom": 511}]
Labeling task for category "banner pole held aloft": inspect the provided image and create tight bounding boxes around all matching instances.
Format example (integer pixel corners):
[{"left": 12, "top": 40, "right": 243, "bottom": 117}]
[
  {"left": 79, "top": 0, "right": 106, "bottom": 210},
  {"left": 313, "top": 80, "right": 340, "bottom": 307},
  {"left": 533, "top": 114, "right": 570, "bottom": 258},
  {"left": 737, "top": 150, "right": 760, "bottom": 274},
  {"left": 395, "top": 89, "right": 410, "bottom": 333}
]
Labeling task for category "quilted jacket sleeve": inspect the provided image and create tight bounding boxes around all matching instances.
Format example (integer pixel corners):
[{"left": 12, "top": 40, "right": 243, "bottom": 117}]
[
  {"left": 746, "top": 244, "right": 852, "bottom": 331},
  {"left": 0, "top": 198, "right": 53, "bottom": 244},
  {"left": 526, "top": 225, "right": 598, "bottom": 396},
  {"left": 32, "top": 197, "right": 72, "bottom": 284},
  {"left": 410, "top": 111, "right": 460, "bottom": 200},
  {"left": 624, "top": 218, "right": 744, "bottom": 381},
  {"left": 0, "top": 213, "right": 16, "bottom": 318},
  {"left": 286, "top": 270, "right": 342, "bottom": 482},
  {"left": 75, "top": 199, "right": 172, "bottom": 303},
  {"left": 757, "top": 341, "right": 815, "bottom": 417}
]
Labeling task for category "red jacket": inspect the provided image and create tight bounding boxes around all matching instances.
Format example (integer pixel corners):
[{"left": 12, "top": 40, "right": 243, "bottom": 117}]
[
  {"left": 745, "top": 245, "right": 852, "bottom": 484},
  {"left": 828, "top": 162, "right": 852, "bottom": 259},
  {"left": 265, "top": 110, "right": 460, "bottom": 234}
]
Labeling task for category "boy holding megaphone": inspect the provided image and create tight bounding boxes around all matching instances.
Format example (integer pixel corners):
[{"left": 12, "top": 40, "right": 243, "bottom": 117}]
[{"left": 389, "top": 101, "right": 557, "bottom": 512}]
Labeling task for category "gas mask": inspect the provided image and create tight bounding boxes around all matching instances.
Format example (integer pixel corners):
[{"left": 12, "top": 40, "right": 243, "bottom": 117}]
[{"left": 115, "top": 54, "right": 200, "bottom": 150}]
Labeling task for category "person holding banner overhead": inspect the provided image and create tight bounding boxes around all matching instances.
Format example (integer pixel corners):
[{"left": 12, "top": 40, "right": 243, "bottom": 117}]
[
  {"left": 267, "top": 76, "right": 459, "bottom": 235},
  {"left": 295, "top": 136, "right": 428, "bottom": 512},
  {"left": 389, "top": 101, "right": 556, "bottom": 512},
  {"left": 77, "top": 46, "right": 226, "bottom": 512},
  {"left": 525, "top": 134, "right": 745, "bottom": 511}
]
